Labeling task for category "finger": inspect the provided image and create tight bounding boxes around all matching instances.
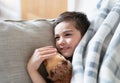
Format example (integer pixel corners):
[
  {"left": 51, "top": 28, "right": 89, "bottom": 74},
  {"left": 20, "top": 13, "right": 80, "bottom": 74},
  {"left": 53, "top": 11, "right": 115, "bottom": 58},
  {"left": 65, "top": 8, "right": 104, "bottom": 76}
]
[
  {"left": 41, "top": 48, "right": 57, "bottom": 54},
  {"left": 33, "top": 47, "right": 57, "bottom": 57},
  {"left": 35, "top": 46, "right": 55, "bottom": 52},
  {"left": 40, "top": 52, "right": 57, "bottom": 59}
]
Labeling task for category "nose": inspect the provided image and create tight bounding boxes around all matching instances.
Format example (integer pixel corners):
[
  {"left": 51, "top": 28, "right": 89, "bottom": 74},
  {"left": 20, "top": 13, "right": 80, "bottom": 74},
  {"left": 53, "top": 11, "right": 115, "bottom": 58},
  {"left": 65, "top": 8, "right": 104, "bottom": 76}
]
[{"left": 58, "top": 37, "right": 66, "bottom": 46}]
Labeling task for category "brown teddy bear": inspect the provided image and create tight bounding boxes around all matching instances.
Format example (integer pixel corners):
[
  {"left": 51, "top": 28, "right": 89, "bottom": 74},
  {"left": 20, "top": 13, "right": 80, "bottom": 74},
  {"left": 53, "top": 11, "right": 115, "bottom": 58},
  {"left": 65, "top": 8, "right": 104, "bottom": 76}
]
[{"left": 44, "top": 53, "right": 72, "bottom": 83}]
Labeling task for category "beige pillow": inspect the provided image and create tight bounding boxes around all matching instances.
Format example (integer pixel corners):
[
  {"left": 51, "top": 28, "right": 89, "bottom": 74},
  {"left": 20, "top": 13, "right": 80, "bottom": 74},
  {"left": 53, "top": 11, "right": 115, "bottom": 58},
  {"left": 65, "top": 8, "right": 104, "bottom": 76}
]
[{"left": 0, "top": 19, "right": 54, "bottom": 83}]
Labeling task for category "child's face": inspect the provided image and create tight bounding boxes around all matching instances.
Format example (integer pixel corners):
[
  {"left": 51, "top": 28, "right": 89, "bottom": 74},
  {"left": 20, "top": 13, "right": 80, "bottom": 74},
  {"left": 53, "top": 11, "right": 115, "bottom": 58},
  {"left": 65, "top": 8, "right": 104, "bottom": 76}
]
[{"left": 54, "top": 21, "right": 82, "bottom": 58}]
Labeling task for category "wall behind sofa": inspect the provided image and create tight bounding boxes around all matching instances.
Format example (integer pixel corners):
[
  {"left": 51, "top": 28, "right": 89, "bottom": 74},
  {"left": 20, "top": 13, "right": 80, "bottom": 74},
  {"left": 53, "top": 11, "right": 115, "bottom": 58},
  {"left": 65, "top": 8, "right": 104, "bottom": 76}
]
[
  {"left": 0, "top": 0, "right": 21, "bottom": 19},
  {"left": 68, "top": 0, "right": 99, "bottom": 20},
  {"left": 0, "top": 0, "right": 98, "bottom": 20}
]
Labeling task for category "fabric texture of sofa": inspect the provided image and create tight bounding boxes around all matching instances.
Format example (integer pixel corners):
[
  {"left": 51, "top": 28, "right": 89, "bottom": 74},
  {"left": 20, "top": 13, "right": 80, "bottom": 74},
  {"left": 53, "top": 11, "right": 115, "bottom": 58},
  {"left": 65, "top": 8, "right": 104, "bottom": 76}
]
[{"left": 0, "top": 19, "right": 55, "bottom": 83}]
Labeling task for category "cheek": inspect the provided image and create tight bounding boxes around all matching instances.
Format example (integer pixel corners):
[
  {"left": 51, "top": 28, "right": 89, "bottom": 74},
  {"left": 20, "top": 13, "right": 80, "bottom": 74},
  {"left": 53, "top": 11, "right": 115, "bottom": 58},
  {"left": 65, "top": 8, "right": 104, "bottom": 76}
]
[
  {"left": 55, "top": 43, "right": 59, "bottom": 49},
  {"left": 72, "top": 38, "right": 81, "bottom": 48},
  {"left": 66, "top": 38, "right": 78, "bottom": 45},
  {"left": 66, "top": 39, "right": 71, "bottom": 43},
  {"left": 55, "top": 42, "right": 61, "bottom": 52}
]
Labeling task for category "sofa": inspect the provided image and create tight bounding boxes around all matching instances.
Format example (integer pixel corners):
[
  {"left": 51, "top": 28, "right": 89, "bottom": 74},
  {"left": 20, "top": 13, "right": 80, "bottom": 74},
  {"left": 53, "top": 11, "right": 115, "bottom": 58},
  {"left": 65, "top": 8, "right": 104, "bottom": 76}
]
[{"left": 0, "top": 19, "right": 55, "bottom": 83}]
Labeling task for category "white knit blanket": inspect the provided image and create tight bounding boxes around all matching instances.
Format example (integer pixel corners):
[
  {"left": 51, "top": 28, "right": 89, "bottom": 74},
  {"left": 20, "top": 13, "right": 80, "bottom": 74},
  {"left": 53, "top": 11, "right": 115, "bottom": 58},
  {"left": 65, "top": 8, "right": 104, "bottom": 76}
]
[{"left": 71, "top": 0, "right": 120, "bottom": 83}]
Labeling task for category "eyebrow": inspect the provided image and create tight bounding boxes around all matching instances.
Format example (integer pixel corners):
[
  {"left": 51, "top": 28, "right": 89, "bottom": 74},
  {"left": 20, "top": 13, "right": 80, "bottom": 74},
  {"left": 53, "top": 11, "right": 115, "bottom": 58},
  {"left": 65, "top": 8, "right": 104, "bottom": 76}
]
[
  {"left": 62, "top": 29, "right": 73, "bottom": 33},
  {"left": 55, "top": 29, "right": 73, "bottom": 37}
]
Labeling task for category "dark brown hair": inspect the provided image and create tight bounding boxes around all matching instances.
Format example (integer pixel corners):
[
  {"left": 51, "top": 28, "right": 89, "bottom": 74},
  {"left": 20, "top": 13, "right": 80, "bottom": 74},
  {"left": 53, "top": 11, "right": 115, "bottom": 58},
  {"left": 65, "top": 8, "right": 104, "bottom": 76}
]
[{"left": 53, "top": 11, "right": 90, "bottom": 36}]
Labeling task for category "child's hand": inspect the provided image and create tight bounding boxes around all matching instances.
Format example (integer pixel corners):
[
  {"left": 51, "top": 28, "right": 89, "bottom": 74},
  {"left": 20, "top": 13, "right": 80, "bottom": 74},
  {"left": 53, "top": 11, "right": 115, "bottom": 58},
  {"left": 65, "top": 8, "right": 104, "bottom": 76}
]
[{"left": 27, "top": 46, "right": 57, "bottom": 71}]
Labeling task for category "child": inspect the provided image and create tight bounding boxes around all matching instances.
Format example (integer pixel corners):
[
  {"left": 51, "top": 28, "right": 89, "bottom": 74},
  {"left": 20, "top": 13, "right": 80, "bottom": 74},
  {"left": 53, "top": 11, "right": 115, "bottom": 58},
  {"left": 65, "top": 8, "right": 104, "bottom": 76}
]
[{"left": 27, "top": 11, "right": 90, "bottom": 83}]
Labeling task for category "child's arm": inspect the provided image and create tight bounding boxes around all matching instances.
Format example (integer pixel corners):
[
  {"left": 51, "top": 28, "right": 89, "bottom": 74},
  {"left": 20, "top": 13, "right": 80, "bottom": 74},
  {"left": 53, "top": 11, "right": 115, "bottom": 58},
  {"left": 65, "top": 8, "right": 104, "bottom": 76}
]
[
  {"left": 27, "top": 46, "right": 57, "bottom": 83},
  {"left": 27, "top": 66, "right": 46, "bottom": 83}
]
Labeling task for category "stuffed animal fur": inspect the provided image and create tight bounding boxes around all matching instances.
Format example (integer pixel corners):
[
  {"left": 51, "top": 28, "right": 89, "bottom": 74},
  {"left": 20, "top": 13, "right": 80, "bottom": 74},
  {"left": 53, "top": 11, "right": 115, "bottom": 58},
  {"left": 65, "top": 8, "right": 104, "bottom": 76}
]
[{"left": 44, "top": 53, "right": 72, "bottom": 83}]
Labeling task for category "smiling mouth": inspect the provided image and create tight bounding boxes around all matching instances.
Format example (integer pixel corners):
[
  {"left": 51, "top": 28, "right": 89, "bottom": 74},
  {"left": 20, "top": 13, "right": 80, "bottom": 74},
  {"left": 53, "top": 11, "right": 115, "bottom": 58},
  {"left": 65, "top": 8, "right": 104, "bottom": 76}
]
[{"left": 60, "top": 47, "right": 70, "bottom": 52}]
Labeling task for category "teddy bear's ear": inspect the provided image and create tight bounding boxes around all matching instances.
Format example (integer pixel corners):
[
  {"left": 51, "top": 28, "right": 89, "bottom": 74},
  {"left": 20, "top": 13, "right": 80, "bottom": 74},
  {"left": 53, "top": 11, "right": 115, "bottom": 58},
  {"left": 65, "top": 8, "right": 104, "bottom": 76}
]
[{"left": 61, "top": 59, "right": 68, "bottom": 65}]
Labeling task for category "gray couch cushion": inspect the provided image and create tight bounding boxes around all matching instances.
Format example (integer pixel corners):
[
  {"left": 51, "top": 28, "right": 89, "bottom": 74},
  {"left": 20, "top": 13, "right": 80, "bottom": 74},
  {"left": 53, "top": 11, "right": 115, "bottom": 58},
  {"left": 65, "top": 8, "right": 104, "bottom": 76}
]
[{"left": 0, "top": 20, "right": 54, "bottom": 83}]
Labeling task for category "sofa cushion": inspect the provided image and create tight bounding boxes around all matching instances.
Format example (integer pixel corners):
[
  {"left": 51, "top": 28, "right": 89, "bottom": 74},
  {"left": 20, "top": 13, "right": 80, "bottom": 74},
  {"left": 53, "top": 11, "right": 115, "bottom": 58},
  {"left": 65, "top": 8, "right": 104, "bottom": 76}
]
[{"left": 0, "top": 19, "right": 54, "bottom": 83}]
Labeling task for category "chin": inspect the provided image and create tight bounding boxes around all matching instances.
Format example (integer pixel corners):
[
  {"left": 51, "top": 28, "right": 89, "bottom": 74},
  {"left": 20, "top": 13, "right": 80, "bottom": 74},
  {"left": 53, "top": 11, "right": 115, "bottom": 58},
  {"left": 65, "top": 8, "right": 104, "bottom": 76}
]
[{"left": 62, "top": 53, "right": 72, "bottom": 58}]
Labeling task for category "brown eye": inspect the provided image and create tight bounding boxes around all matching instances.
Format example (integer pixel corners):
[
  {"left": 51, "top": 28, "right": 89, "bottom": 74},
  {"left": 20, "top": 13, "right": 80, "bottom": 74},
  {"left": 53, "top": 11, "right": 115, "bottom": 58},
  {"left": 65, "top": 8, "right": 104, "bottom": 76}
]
[
  {"left": 55, "top": 36, "right": 60, "bottom": 41},
  {"left": 65, "top": 33, "right": 71, "bottom": 37}
]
